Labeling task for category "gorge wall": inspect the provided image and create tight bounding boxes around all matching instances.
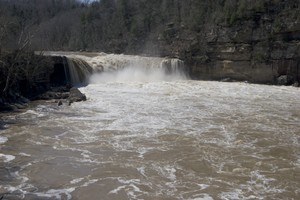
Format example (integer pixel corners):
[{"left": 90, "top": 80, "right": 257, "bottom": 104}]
[{"left": 140, "top": 2, "right": 300, "bottom": 84}]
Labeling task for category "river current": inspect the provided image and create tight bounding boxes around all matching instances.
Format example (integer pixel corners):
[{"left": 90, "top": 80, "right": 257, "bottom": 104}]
[{"left": 1, "top": 55, "right": 300, "bottom": 199}]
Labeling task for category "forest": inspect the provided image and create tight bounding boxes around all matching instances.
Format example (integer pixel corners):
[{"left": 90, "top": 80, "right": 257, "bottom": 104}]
[
  {"left": 1, "top": 0, "right": 298, "bottom": 53},
  {"left": 0, "top": 0, "right": 299, "bottom": 108}
]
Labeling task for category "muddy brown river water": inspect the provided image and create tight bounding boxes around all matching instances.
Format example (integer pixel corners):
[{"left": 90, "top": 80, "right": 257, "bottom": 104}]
[{"left": 1, "top": 79, "right": 300, "bottom": 199}]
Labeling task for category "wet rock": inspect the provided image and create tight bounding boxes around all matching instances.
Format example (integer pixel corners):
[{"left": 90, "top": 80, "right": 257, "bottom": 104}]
[
  {"left": 38, "top": 91, "right": 70, "bottom": 100},
  {"left": 57, "top": 100, "right": 63, "bottom": 106},
  {"left": 18, "top": 96, "right": 30, "bottom": 104},
  {"left": 277, "top": 75, "right": 294, "bottom": 86},
  {"left": 38, "top": 92, "right": 57, "bottom": 100},
  {"left": 50, "top": 87, "right": 70, "bottom": 93},
  {"left": 13, "top": 103, "right": 27, "bottom": 109},
  {"left": 32, "top": 86, "right": 71, "bottom": 101},
  {"left": 68, "top": 87, "right": 87, "bottom": 105},
  {"left": 0, "top": 96, "right": 27, "bottom": 111},
  {"left": 0, "top": 103, "right": 15, "bottom": 111},
  {"left": 293, "top": 81, "right": 299, "bottom": 87},
  {"left": 220, "top": 78, "right": 233, "bottom": 82}
]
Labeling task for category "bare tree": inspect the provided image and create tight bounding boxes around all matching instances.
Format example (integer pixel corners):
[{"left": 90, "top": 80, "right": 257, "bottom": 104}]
[{"left": 1, "top": 21, "right": 35, "bottom": 96}]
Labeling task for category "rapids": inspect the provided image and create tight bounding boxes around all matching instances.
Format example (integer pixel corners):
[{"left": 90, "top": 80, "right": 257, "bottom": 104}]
[{"left": 0, "top": 52, "right": 300, "bottom": 200}]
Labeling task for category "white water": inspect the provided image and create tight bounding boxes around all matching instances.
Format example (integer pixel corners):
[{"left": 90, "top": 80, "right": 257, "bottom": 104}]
[
  {"left": 45, "top": 52, "right": 187, "bottom": 85},
  {"left": 0, "top": 136, "right": 8, "bottom": 144},
  {"left": 1, "top": 53, "right": 300, "bottom": 200}
]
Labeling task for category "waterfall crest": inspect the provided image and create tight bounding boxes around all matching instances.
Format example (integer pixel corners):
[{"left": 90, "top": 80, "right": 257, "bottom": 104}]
[
  {"left": 45, "top": 52, "right": 187, "bottom": 84},
  {"left": 66, "top": 57, "right": 94, "bottom": 85}
]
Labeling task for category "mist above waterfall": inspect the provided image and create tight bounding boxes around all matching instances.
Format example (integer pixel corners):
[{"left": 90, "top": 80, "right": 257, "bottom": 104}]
[{"left": 89, "top": 65, "right": 186, "bottom": 83}]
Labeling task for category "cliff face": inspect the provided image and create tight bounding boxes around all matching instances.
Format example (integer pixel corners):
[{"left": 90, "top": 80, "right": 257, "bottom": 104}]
[{"left": 152, "top": 2, "right": 300, "bottom": 84}]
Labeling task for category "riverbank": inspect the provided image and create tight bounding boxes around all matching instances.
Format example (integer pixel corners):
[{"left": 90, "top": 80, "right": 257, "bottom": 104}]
[
  {"left": 0, "top": 50, "right": 88, "bottom": 112},
  {"left": 0, "top": 86, "right": 66, "bottom": 112},
  {"left": 0, "top": 86, "right": 87, "bottom": 112}
]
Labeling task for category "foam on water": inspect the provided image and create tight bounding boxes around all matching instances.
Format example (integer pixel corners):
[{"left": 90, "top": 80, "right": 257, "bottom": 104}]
[
  {"left": 2, "top": 185, "right": 75, "bottom": 200},
  {"left": 19, "top": 152, "right": 31, "bottom": 157},
  {"left": 0, "top": 153, "right": 15, "bottom": 162},
  {"left": 70, "top": 178, "right": 85, "bottom": 184},
  {"left": 17, "top": 109, "right": 46, "bottom": 119},
  {"left": 109, "top": 178, "right": 143, "bottom": 199},
  {"left": 188, "top": 194, "right": 214, "bottom": 200},
  {"left": 0, "top": 136, "right": 8, "bottom": 144},
  {"left": 34, "top": 188, "right": 75, "bottom": 200}
]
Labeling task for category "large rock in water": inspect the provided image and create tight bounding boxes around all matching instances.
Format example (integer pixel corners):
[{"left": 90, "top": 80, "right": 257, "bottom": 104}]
[
  {"left": 68, "top": 87, "right": 87, "bottom": 105},
  {"left": 277, "top": 75, "right": 294, "bottom": 86}
]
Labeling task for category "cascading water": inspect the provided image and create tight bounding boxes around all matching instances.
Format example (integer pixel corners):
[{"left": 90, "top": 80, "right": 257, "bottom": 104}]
[
  {"left": 65, "top": 57, "right": 94, "bottom": 85},
  {"left": 45, "top": 52, "right": 187, "bottom": 84},
  {"left": 1, "top": 52, "right": 300, "bottom": 200}
]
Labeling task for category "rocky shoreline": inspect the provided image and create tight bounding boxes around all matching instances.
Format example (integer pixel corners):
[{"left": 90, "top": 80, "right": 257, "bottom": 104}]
[
  {"left": 37, "top": 87, "right": 87, "bottom": 106},
  {"left": 0, "top": 86, "right": 87, "bottom": 112}
]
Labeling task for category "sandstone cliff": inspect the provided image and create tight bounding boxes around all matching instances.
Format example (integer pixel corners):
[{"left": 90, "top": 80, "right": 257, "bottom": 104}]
[{"left": 146, "top": 2, "right": 299, "bottom": 84}]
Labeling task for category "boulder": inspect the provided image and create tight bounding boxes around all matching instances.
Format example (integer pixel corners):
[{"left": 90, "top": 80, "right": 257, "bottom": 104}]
[
  {"left": 277, "top": 75, "right": 294, "bottom": 86},
  {"left": 38, "top": 91, "right": 69, "bottom": 100},
  {"left": 0, "top": 103, "right": 17, "bottom": 112},
  {"left": 13, "top": 103, "right": 27, "bottom": 109},
  {"left": 57, "top": 100, "right": 63, "bottom": 106},
  {"left": 16, "top": 95, "right": 30, "bottom": 104},
  {"left": 36, "top": 86, "right": 71, "bottom": 100},
  {"left": 220, "top": 78, "right": 233, "bottom": 82},
  {"left": 68, "top": 87, "right": 87, "bottom": 105},
  {"left": 293, "top": 81, "right": 299, "bottom": 87}
]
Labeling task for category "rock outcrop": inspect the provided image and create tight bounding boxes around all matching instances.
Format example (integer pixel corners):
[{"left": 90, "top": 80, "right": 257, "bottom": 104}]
[
  {"left": 86, "top": 1, "right": 300, "bottom": 86},
  {"left": 68, "top": 87, "right": 87, "bottom": 105},
  {"left": 137, "top": 1, "right": 300, "bottom": 84},
  {"left": 277, "top": 75, "right": 295, "bottom": 86}
]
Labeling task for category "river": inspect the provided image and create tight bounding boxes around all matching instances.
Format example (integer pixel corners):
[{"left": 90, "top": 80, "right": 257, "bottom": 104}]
[{"left": 0, "top": 53, "right": 300, "bottom": 200}]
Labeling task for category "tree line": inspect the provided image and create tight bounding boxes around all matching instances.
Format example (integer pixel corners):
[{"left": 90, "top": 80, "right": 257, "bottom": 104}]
[{"left": 1, "top": 0, "right": 297, "bottom": 53}]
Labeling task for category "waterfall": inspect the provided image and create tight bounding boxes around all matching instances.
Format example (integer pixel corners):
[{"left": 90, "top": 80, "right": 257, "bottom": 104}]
[
  {"left": 161, "top": 58, "right": 185, "bottom": 74},
  {"left": 85, "top": 53, "right": 187, "bottom": 83},
  {"left": 84, "top": 53, "right": 186, "bottom": 75},
  {"left": 65, "top": 57, "right": 94, "bottom": 85},
  {"left": 44, "top": 52, "right": 187, "bottom": 84}
]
